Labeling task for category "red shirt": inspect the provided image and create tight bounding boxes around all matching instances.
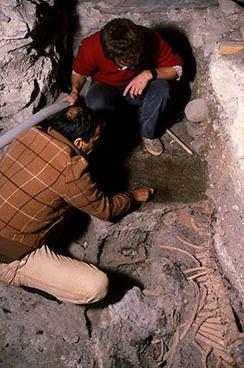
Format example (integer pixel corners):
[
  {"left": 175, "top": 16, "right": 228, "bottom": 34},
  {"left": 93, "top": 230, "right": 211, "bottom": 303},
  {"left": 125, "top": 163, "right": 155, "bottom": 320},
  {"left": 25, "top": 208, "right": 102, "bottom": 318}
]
[{"left": 72, "top": 27, "right": 183, "bottom": 87}]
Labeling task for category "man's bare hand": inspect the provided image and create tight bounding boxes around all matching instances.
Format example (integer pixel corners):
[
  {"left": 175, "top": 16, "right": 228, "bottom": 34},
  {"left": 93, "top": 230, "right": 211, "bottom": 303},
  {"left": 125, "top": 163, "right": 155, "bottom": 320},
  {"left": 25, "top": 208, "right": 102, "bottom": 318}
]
[
  {"left": 61, "top": 91, "right": 78, "bottom": 106},
  {"left": 61, "top": 74, "right": 86, "bottom": 105},
  {"left": 131, "top": 187, "right": 155, "bottom": 202},
  {"left": 123, "top": 70, "right": 152, "bottom": 99}
]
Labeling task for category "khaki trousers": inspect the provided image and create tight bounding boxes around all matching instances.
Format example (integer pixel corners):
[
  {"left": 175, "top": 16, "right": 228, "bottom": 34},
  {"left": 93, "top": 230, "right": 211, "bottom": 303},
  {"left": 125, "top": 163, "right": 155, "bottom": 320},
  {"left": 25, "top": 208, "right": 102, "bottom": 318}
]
[{"left": 0, "top": 245, "right": 109, "bottom": 304}]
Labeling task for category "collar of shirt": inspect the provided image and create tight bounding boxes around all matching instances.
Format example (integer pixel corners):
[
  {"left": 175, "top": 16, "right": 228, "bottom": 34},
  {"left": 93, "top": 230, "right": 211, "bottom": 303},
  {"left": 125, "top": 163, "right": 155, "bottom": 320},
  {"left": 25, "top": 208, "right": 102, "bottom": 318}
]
[{"left": 118, "top": 65, "right": 128, "bottom": 71}]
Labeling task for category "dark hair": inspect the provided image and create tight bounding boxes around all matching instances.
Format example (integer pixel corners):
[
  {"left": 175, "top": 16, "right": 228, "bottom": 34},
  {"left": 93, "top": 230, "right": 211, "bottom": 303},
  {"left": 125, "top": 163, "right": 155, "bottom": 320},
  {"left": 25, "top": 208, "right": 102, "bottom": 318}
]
[
  {"left": 51, "top": 106, "right": 100, "bottom": 143},
  {"left": 100, "top": 18, "right": 144, "bottom": 67}
]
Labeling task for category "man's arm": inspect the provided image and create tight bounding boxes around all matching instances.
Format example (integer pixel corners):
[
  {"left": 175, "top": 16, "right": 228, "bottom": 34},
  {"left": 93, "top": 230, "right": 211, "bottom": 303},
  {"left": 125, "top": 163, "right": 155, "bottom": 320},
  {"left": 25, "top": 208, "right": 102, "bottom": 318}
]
[
  {"left": 154, "top": 67, "right": 178, "bottom": 80},
  {"left": 65, "top": 158, "right": 154, "bottom": 221},
  {"left": 123, "top": 67, "right": 177, "bottom": 99},
  {"left": 94, "top": 186, "right": 154, "bottom": 221},
  {"left": 61, "top": 73, "right": 86, "bottom": 105}
]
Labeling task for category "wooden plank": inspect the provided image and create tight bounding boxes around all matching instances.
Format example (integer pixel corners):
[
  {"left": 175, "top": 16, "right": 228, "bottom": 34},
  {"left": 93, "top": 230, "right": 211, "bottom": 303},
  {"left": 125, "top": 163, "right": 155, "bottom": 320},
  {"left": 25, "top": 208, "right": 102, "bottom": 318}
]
[{"left": 218, "top": 41, "right": 244, "bottom": 54}]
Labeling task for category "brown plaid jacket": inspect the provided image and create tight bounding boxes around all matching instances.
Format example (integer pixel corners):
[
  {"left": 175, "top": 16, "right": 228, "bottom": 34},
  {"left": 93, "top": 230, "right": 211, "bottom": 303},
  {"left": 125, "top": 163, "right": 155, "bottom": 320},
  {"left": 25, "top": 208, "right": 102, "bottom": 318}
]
[{"left": 0, "top": 127, "right": 134, "bottom": 259}]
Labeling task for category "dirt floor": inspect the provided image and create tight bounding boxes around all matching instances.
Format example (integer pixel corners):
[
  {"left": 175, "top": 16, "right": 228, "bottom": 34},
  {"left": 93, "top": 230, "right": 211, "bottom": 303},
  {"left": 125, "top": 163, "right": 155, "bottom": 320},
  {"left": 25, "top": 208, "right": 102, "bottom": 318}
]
[
  {"left": 1, "top": 119, "right": 244, "bottom": 367},
  {"left": 1, "top": 2, "right": 244, "bottom": 368}
]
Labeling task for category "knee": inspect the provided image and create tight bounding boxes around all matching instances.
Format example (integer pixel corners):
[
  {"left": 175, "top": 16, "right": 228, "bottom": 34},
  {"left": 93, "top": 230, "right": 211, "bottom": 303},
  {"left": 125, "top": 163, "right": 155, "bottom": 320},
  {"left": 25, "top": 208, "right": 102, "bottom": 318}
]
[
  {"left": 86, "top": 94, "right": 107, "bottom": 112},
  {"left": 82, "top": 271, "right": 109, "bottom": 304},
  {"left": 91, "top": 272, "right": 109, "bottom": 302},
  {"left": 85, "top": 87, "right": 121, "bottom": 114},
  {"left": 150, "top": 80, "right": 171, "bottom": 100}
]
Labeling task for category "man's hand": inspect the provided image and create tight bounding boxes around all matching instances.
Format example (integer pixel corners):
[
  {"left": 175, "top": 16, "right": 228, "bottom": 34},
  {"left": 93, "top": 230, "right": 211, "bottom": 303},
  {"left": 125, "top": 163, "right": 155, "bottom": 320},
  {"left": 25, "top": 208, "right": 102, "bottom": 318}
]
[
  {"left": 123, "top": 67, "right": 179, "bottom": 99},
  {"left": 61, "top": 74, "right": 86, "bottom": 105},
  {"left": 131, "top": 187, "right": 155, "bottom": 202},
  {"left": 61, "top": 91, "right": 79, "bottom": 106},
  {"left": 123, "top": 70, "right": 153, "bottom": 99}
]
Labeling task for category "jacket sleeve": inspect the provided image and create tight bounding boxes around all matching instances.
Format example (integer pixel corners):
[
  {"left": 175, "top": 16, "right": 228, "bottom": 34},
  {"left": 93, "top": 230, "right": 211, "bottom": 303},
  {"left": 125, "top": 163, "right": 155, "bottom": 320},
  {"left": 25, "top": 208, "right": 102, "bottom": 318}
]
[{"left": 64, "top": 155, "right": 135, "bottom": 221}]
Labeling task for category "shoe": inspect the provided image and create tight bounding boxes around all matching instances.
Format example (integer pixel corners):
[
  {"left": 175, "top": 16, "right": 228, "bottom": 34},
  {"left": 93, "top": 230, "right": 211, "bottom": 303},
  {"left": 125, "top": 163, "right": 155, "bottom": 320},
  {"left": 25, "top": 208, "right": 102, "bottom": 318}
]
[{"left": 142, "top": 137, "right": 164, "bottom": 156}]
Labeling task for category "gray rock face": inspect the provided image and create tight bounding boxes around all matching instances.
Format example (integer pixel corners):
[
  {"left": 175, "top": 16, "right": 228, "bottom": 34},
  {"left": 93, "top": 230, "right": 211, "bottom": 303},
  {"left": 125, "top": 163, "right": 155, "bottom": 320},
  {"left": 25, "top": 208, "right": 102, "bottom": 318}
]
[
  {"left": 0, "top": 0, "right": 60, "bottom": 133},
  {"left": 95, "top": 0, "right": 218, "bottom": 9},
  {"left": 218, "top": 0, "right": 242, "bottom": 15}
]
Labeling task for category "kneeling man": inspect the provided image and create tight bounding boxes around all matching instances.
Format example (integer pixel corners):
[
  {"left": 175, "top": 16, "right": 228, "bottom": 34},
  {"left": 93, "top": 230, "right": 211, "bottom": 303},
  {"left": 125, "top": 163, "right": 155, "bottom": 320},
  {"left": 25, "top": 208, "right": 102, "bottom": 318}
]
[{"left": 0, "top": 106, "right": 153, "bottom": 304}]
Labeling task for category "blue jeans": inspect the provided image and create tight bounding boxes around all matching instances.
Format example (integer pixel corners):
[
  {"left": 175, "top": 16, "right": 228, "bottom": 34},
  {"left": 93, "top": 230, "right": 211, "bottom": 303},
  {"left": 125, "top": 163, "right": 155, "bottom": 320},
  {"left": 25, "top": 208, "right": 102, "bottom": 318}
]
[{"left": 85, "top": 79, "right": 171, "bottom": 139}]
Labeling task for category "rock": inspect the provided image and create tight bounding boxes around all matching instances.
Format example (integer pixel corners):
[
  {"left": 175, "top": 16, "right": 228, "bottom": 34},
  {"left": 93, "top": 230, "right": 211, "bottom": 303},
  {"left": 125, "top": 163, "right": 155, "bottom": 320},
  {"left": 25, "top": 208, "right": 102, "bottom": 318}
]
[
  {"left": 95, "top": 287, "right": 166, "bottom": 367},
  {"left": 190, "top": 136, "right": 207, "bottom": 154},
  {"left": 0, "top": 0, "right": 61, "bottom": 128},
  {"left": 186, "top": 121, "right": 206, "bottom": 138},
  {"left": 162, "top": 211, "right": 178, "bottom": 226},
  {"left": 184, "top": 98, "right": 208, "bottom": 122},
  {"left": 62, "top": 334, "right": 80, "bottom": 345},
  {"left": 218, "top": 0, "right": 241, "bottom": 15},
  {"left": 216, "top": 225, "right": 225, "bottom": 236},
  {"left": 0, "top": 11, "right": 10, "bottom": 22}
]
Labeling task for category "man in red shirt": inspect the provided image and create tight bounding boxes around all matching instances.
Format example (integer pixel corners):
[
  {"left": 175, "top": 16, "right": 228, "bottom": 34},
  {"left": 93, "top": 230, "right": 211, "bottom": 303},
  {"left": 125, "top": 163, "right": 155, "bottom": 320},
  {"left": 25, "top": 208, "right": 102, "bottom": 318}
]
[{"left": 63, "top": 18, "right": 183, "bottom": 156}]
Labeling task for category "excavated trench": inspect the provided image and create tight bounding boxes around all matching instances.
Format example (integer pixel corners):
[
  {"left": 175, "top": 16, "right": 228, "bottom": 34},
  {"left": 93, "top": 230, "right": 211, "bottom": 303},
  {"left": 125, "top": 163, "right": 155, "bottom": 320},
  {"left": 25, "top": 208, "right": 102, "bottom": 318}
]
[
  {"left": 1, "top": 2, "right": 244, "bottom": 368},
  {"left": 1, "top": 114, "right": 243, "bottom": 367}
]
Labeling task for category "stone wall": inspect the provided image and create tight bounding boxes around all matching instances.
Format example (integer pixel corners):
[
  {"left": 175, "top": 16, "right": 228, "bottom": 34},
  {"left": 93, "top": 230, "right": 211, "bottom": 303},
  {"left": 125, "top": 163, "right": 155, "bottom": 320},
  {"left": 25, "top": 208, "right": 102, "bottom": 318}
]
[{"left": 0, "top": 0, "right": 77, "bottom": 136}]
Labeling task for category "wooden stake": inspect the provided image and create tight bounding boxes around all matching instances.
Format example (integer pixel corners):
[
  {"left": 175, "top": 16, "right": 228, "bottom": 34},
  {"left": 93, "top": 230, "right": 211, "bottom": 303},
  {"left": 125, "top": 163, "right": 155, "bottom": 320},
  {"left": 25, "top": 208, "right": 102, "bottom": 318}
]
[{"left": 165, "top": 128, "right": 193, "bottom": 155}]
